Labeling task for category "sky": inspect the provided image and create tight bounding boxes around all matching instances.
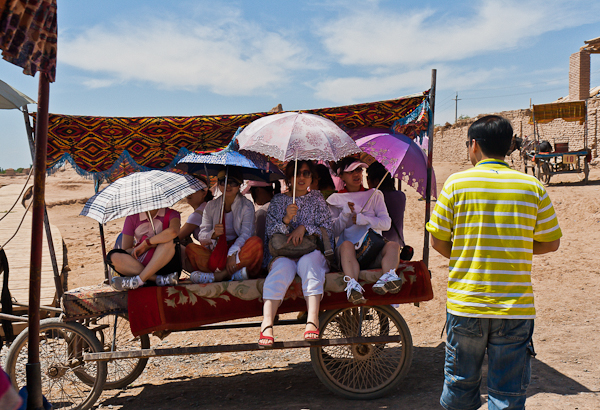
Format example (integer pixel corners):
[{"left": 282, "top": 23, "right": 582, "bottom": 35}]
[{"left": 1, "top": 0, "right": 600, "bottom": 169}]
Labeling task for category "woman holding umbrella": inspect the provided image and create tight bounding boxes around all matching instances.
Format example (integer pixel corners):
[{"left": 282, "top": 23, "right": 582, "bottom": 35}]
[
  {"left": 186, "top": 167, "right": 263, "bottom": 283},
  {"left": 109, "top": 207, "right": 182, "bottom": 291},
  {"left": 327, "top": 157, "right": 403, "bottom": 305},
  {"left": 259, "top": 161, "right": 334, "bottom": 347}
]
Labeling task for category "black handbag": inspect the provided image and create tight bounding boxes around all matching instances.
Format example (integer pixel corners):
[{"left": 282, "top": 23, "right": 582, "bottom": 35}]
[{"left": 355, "top": 228, "right": 386, "bottom": 269}]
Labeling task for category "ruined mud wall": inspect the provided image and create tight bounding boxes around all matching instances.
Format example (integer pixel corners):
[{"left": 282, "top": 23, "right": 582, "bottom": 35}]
[{"left": 432, "top": 99, "right": 600, "bottom": 164}]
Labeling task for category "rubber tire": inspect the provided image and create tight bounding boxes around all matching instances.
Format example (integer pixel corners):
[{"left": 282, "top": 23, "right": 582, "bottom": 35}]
[
  {"left": 4, "top": 318, "right": 107, "bottom": 410},
  {"left": 77, "top": 314, "right": 150, "bottom": 389},
  {"left": 540, "top": 161, "right": 551, "bottom": 184},
  {"left": 310, "top": 305, "right": 413, "bottom": 400}
]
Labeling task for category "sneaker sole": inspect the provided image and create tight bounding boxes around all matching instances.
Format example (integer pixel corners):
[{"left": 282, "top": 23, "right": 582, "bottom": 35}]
[
  {"left": 372, "top": 285, "right": 387, "bottom": 295},
  {"left": 348, "top": 290, "right": 367, "bottom": 305},
  {"left": 384, "top": 279, "right": 403, "bottom": 294}
]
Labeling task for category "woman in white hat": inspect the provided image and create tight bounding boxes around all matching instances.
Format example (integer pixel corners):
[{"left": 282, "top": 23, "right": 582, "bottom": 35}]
[{"left": 327, "top": 157, "right": 403, "bottom": 305}]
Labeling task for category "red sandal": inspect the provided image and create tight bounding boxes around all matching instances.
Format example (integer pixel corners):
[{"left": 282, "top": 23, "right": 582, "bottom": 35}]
[
  {"left": 258, "top": 325, "right": 274, "bottom": 348},
  {"left": 304, "top": 321, "right": 320, "bottom": 341}
]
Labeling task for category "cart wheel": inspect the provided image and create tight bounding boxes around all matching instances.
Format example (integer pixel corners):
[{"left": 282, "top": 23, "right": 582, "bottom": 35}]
[
  {"left": 78, "top": 314, "right": 149, "bottom": 389},
  {"left": 310, "top": 305, "right": 412, "bottom": 399},
  {"left": 539, "top": 161, "right": 551, "bottom": 184},
  {"left": 4, "top": 318, "right": 107, "bottom": 410}
]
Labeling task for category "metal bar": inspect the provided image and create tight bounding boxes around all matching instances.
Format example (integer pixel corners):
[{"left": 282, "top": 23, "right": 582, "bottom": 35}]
[
  {"left": 84, "top": 335, "right": 402, "bottom": 361},
  {"left": 0, "top": 312, "right": 28, "bottom": 322},
  {"left": 423, "top": 69, "right": 436, "bottom": 268},
  {"left": 22, "top": 107, "right": 63, "bottom": 301},
  {"left": 95, "top": 180, "right": 110, "bottom": 283},
  {"left": 28, "top": 71, "right": 50, "bottom": 410},
  {"left": 11, "top": 302, "right": 62, "bottom": 313}
]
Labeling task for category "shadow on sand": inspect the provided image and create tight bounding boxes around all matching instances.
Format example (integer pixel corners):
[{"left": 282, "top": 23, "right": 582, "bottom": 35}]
[{"left": 96, "top": 343, "right": 593, "bottom": 410}]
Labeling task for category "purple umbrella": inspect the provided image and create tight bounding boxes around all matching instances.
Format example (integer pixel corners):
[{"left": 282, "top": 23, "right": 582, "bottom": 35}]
[{"left": 356, "top": 132, "right": 436, "bottom": 199}]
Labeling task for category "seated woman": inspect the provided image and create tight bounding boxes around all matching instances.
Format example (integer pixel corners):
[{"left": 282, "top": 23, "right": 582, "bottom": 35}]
[
  {"left": 327, "top": 157, "right": 403, "bottom": 304},
  {"left": 185, "top": 167, "right": 263, "bottom": 283},
  {"left": 310, "top": 163, "right": 337, "bottom": 199},
  {"left": 259, "top": 160, "right": 334, "bottom": 347},
  {"left": 178, "top": 175, "right": 213, "bottom": 246},
  {"left": 108, "top": 207, "right": 182, "bottom": 291},
  {"left": 366, "top": 162, "right": 414, "bottom": 261},
  {"left": 244, "top": 180, "right": 279, "bottom": 241}
]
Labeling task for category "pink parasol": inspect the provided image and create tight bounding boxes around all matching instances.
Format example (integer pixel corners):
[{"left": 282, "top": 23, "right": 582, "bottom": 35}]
[{"left": 356, "top": 133, "right": 436, "bottom": 199}]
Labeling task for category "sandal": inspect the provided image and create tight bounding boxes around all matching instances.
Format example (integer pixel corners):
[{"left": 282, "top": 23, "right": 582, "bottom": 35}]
[
  {"left": 304, "top": 321, "right": 320, "bottom": 341},
  {"left": 258, "top": 325, "right": 274, "bottom": 348}
]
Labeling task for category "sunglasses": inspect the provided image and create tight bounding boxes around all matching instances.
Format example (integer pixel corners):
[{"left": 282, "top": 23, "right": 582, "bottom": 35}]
[
  {"left": 465, "top": 139, "right": 472, "bottom": 148},
  {"left": 294, "top": 170, "right": 312, "bottom": 178},
  {"left": 218, "top": 179, "right": 240, "bottom": 188}
]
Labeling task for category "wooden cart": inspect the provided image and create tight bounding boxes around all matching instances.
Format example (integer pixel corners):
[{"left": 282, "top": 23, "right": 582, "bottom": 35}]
[
  {"left": 4, "top": 82, "right": 438, "bottom": 409},
  {"left": 531, "top": 101, "right": 592, "bottom": 184},
  {"left": 4, "top": 264, "right": 433, "bottom": 409}
]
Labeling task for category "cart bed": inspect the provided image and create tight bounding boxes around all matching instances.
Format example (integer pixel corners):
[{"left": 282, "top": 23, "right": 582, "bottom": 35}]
[{"left": 62, "top": 261, "right": 432, "bottom": 336}]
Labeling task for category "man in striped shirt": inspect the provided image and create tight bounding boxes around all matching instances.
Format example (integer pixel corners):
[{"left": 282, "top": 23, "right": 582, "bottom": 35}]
[{"left": 427, "top": 115, "right": 561, "bottom": 410}]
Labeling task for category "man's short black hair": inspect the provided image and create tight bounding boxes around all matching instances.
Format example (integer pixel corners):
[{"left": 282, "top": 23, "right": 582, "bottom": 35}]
[{"left": 468, "top": 115, "right": 513, "bottom": 158}]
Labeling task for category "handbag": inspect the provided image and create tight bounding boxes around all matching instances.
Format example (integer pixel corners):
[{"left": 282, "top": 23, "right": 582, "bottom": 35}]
[
  {"left": 355, "top": 228, "right": 386, "bottom": 269},
  {"left": 269, "top": 233, "right": 318, "bottom": 259}
]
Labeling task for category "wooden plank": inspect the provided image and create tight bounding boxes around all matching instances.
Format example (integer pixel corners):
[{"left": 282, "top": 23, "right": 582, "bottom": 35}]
[
  {"left": 84, "top": 335, "right": 403, "bottom": 361},
  {"left": 0, "top": 184, "right": 63, "bottom": 306}
]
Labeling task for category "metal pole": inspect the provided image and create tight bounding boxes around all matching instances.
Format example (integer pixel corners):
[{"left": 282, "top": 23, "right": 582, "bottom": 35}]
[
  {"left": 22, "top": 107, "right": 63, "bottom": 300},
  {"left": 423, "top": 69, "right": 436, "bottom": 268},
  {"left": 95, "top": 180, "right": 110, "bottom": 283},
  {"left": 454, "top": 92, "right": 460, "bottom": 123},
  {"left": 27, "top": 71, "right": 50, "bottom": 410}
]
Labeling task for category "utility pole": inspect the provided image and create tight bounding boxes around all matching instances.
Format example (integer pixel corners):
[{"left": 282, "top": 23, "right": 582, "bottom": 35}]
[{"left": 453, "top": 92, "right": 461, "bottom": 123}]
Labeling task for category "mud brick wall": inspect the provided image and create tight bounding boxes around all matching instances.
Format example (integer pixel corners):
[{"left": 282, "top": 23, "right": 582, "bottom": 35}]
[{"left": 432, "top": 99, "right": 600, "bottom": 165}]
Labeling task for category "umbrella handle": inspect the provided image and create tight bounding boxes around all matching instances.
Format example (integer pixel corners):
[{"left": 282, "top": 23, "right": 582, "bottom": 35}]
[
  {"left": 292, "top": 153, "right": 298, "bottom": 204},
  {"left": 359, "top": 171, "right": 389, "bottom": 214},
  {"left": 219, "top": 167, "right": 228, "bottom": 222}
]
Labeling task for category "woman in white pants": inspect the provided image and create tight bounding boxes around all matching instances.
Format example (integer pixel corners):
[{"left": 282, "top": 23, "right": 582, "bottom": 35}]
[{"left": 259, "top": 161, "right": 334, "bottom": 347}]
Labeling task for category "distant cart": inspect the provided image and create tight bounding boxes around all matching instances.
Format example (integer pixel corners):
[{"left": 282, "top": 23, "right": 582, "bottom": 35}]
[{"left": 531, "top": 101, "right": 592, "bottom": 184}]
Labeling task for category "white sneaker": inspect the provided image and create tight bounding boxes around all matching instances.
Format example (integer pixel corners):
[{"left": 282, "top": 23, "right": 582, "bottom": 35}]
[
  {"left": 343, "top": 276, "right": 367, "bottom": 305},
  {"left": 231, "top": 267, "right": 248, "bottom": 281},
  {"left": 372, "top": 270, "right": 403, "bottom": 295},
  {"left": 156, "top": 272, "right": 179, "bottom": 286},
  {"left": 111, "top": 276, "right": 143, "bottom": 291},
  {"left": 190, "top": 271, "right": 214, "bottom": 284}
]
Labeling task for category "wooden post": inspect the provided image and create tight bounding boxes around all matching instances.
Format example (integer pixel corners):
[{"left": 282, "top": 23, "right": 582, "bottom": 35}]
[
  {"left": 27, "top": 71, "right": 50, "bottom": 410},
  {"left": 423, "top": 69, "right": 436, "bottom": 268}
]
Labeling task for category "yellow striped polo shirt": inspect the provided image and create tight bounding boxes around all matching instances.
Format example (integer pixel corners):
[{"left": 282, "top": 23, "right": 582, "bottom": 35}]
[{"left": 426, "top": 159, "right": 562, "bottom": 318}]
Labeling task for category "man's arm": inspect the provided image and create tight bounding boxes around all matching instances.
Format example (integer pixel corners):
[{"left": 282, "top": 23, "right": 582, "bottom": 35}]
[
  {"left": 533, "top": 238, "right": 560, "bottom": 255},
  {"left": 430, "top": 235, "right": 452, "bottom": 259}
]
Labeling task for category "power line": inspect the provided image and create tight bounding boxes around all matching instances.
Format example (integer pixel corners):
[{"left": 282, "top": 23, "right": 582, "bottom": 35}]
[{"left": 459, "top": 86, "right": 565, "bottom": 101}]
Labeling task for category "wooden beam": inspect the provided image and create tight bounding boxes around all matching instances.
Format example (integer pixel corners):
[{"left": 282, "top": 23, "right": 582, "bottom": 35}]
[{"left": 84, "top": 335, "right": 403, "bottom": 361}]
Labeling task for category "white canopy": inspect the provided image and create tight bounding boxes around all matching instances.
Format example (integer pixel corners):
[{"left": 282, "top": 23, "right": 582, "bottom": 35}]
[{"left": 0, "top": 78, "right": 36, "bottom": 110}]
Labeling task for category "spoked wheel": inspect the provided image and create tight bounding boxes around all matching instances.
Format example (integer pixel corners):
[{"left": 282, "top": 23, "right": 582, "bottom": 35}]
[
  {"left": 310, "top": 305, "right": 413, "bottom": 399},
  {"left": 538, "top": 161, "right": 551, "bottom": 184},
  {"left": 4, "top": 318, "right": 107, "bottom": 410},
  {"left": 78, "top": 314, "right": 150, "bottom": 389}
]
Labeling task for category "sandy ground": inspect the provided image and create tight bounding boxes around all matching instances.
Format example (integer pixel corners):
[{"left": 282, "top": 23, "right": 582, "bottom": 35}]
[{"left": 1, "top": 161, "right": 599, "bottom": 409}]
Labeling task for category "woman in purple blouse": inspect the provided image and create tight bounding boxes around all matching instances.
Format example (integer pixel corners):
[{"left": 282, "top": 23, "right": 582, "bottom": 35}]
[{"left": 259, "top": 160, "right": 334, "bottom": 347}]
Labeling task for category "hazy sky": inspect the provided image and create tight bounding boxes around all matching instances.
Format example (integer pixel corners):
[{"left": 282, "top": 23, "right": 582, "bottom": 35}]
[{"left": 1, "top": 0, "right": 600, "bottom": 168}]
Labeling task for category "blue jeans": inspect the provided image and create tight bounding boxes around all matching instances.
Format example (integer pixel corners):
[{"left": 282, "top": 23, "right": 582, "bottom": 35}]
[{"left": 440, "top": 313, "right": 535, "bottom": 410}]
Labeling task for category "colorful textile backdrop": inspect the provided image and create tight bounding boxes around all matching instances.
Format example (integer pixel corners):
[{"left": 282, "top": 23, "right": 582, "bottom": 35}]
[
  {"left": 0, "top": 0, "right": 57, "bottom": 82},
  {"left": 38, "top": 92, "right": 431, "bottom": 182}
]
